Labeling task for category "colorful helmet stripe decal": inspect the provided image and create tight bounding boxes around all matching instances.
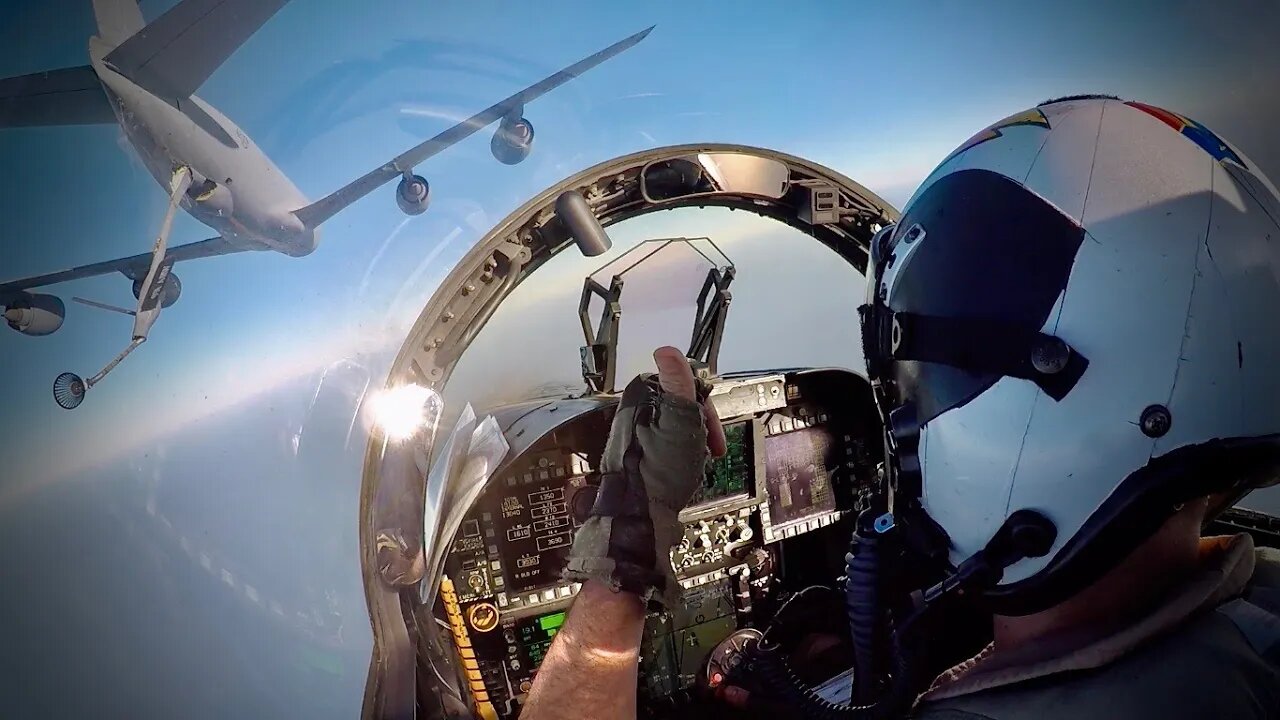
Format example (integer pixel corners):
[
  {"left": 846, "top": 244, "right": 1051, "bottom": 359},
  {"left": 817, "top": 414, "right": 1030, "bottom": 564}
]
[
  {"left": 1125, "top": 101, "right": 1246, "bottom": 168},
  {"left": 942, "top": 108, "right": 1051, "bottom": 165}
]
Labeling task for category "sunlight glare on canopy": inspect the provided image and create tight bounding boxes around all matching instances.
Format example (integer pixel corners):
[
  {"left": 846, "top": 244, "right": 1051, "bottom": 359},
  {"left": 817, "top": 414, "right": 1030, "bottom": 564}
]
[{"left": 367, "top": 384, "right": 441, "bottom": 442}]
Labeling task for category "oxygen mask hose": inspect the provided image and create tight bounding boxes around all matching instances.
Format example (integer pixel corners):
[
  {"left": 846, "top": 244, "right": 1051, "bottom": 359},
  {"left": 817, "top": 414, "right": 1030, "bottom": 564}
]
[
  {"left": 754, "top": 510, "right": 903, "bottom": 720},
  {"left": 847, "top": 510, "right": 893, "bottom": 705},
  {"left": 754, "top": 509, "right": 1056, "bottom": 720}
]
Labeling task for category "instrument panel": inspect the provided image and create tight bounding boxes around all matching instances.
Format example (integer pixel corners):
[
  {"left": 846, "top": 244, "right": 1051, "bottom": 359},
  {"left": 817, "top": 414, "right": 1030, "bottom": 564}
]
[{"left": 434, "top": 368, "right": 880, "bottom": 718}]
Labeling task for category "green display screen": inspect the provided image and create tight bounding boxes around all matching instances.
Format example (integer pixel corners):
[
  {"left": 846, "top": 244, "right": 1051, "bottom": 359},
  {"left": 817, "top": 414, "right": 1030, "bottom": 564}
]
[
  {"left": 539, "top": 611, "right": 566, "bottom": 632},
  {"left": 690, "top": 422, "right": 750, "bottom": 506}
]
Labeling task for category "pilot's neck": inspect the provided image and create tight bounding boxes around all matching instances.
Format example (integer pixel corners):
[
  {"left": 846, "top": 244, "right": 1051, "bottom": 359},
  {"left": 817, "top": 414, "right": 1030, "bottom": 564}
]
[{"left": 992, "top": 498, "right": 1206, "bottom": 656}]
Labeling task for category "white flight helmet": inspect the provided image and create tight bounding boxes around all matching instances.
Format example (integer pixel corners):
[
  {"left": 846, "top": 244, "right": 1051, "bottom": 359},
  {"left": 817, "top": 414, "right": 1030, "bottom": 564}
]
[{"left": 861, "top": 95, "right": 1280, "bottom": 614}]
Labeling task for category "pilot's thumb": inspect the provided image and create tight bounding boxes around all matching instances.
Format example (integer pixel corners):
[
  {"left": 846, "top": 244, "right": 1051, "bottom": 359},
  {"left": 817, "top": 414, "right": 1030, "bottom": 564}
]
[
  {"left": 653, "top": 345, "right": 727, "bottom": 458},
  {"left": 653, "top": 346, "right": 697, "bottom": 401}
]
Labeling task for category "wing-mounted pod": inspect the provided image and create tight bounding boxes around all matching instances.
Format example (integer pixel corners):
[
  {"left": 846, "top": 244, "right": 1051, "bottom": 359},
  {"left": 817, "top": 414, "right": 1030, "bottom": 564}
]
[
  {"left": 3, "top": 292, "right": 66, "bottom": 336},
  {"left": 131, "top": 272, "right": 181, "bottom": 308},
  {"left": 490, "top": 104, "right": 535, "bottom": 165},
  {"left": 396, "top": 172, "right": 430, "bottom": 216}
]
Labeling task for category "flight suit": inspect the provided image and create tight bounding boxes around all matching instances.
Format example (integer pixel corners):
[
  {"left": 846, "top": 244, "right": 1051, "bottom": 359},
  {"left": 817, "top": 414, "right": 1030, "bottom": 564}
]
[{"left": 914, "top": 535, "right": 1280, "bottom": 719}]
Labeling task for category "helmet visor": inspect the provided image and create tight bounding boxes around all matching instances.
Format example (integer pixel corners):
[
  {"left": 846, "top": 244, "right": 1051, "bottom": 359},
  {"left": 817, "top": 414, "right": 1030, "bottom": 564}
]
[{"left": 862, "top": 169, "right": 1088, "bottom": 429}]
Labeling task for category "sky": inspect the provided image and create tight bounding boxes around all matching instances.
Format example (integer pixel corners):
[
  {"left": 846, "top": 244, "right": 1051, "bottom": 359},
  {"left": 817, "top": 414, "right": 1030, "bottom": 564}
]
[
  {"left": 2, "top": 0, "right": 1280, "bottom": 717},
  {"left": 444, "top": 207, "right": 869, "bottom": 414}
]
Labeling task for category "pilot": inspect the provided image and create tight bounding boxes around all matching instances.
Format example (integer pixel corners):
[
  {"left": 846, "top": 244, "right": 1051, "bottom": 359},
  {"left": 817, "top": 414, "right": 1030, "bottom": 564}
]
[{"left": 522, "top": 97, "right": 1280, "bottom": 719}]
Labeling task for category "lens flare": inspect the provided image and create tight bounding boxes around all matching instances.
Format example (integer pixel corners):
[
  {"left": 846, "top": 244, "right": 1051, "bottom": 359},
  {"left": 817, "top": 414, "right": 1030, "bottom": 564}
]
[{"left": 368, "top": 384, "right": 439, "bottom": 441}]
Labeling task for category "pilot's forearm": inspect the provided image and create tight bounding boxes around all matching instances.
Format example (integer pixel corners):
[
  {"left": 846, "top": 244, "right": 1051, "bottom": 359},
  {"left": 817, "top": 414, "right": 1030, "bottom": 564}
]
[{"left": 522, "top": 580, "right": 645, "bottom": 720}]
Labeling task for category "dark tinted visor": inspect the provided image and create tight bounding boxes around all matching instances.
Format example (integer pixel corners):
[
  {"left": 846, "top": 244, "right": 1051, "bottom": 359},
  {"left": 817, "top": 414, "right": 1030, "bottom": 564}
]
[{"left": 862, "top": 169, "right": 1088, "bottom": 426}]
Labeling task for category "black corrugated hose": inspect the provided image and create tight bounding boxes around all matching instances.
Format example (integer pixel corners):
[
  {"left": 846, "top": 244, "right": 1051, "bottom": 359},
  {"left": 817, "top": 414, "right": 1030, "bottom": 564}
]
[{"left": 753, "top": 513, "right": 919, "bottom": 720}]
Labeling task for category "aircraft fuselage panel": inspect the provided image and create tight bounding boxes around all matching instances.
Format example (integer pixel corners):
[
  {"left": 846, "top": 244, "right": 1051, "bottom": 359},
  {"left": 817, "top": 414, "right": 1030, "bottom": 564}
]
[{"left": 88, "top": 36, "right": 317, "bottom": 257}]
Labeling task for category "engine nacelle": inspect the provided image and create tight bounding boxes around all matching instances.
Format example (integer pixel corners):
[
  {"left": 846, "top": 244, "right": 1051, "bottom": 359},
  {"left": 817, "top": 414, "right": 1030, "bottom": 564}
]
[
  {"left": 4, "top": 293, "right": 66, "bottom": 336},
  {"left": 490, "top": 116, "right": 534, "bottom": 165},
  {"left": 132, "top": 273, "right": 182, "bottom": 308},
  {"left": 396, "top": 174, "right": 431, "bottom": 216}
]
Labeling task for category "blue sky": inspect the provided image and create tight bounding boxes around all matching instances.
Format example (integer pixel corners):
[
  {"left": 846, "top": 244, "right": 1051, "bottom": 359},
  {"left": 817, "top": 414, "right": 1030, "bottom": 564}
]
[
  {"left": 7, "top": 0, "right": 1280, "bottom": 484},
  {"left": 2, "top": 0, "right": 1280, "bottom": 716}
]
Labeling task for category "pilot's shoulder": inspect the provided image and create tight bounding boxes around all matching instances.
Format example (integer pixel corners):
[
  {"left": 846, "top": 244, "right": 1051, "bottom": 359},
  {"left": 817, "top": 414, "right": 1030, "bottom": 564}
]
[
  {"left": 918, "top": 610, "right": 1280, "bottom": 720},
  {"left": 1251, "top": 546, "right": 1280, "bottom": 591}
]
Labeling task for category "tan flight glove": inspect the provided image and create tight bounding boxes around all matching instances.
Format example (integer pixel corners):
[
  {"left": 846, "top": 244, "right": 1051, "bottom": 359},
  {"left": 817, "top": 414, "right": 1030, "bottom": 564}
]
[{"left": 563, "top": 348, "right": 720, "bottom": 609}]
